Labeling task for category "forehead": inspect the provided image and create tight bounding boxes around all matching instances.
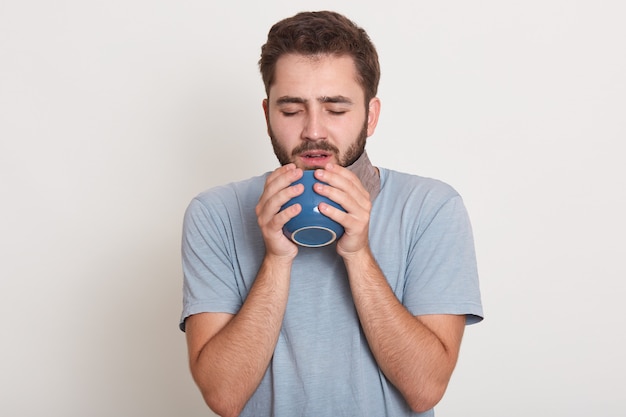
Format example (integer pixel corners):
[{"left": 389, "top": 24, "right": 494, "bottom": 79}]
[{"left": 269, "top": 54, "right": 365, "bottom": 102}]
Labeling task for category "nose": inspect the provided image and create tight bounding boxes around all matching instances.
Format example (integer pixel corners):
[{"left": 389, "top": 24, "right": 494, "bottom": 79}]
[{"left": 302, "top": 110, "right": 327, "bottom": 141}]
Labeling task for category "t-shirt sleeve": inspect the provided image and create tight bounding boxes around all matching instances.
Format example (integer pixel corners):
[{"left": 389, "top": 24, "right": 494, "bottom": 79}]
[
  {"left": 179, "top": 196, "right": 243, "bottom": 331},
  {"left": 403, "top": 194, "right": 483, "bottom": 324}
]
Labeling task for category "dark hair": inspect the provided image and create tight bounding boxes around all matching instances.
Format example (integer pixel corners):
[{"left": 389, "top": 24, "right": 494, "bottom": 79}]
[{"left": 259, "top": 11, "right": 380, "bottom": 102}]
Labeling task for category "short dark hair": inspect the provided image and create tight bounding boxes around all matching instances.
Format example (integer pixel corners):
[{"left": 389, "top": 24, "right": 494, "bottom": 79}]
[{"left": 259, "top": 11, "right": 380, "bottom": 103}]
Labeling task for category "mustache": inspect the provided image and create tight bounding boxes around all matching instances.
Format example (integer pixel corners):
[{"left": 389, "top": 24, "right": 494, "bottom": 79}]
[{"left": 291, "top": 141, "right": 340, "bottom": 157}]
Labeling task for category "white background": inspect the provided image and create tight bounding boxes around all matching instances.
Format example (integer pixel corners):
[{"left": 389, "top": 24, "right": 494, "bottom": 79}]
[{"left": 1, "top": 1, "right": 624, "bottom": 416}]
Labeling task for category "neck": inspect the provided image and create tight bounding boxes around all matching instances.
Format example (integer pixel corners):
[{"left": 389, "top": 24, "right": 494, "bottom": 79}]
[{"left": 346, "top": 151, "right": 380, "bottom": 202}]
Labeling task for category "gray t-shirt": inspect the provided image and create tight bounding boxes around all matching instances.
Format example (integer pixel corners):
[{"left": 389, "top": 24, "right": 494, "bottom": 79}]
[{"left": 180, "top": 168, "right": 483, "bottom": 416}]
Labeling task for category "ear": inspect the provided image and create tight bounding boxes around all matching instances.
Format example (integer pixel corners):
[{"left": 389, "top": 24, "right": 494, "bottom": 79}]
[
  {"left": 262, "top": 98, "right": 271, "bottom": 135},
  {"left": 366, "top": 97, "right": 381, "bottom": 137}
]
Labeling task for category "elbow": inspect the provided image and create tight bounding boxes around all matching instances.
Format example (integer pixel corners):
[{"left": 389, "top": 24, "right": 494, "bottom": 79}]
[
  {"left": 201, "top": 390, "right": 245, "bottom": 417},
  {"left": 405, "top": 382, "right": 448, "bottom": 414},
  {"left": 190, "top": 365, "right": 246, "bottom": 417},
  {"left": 192, "top": 371, "right": 245, "bottom": 417},
  {"left": 408, "top": 398, "right": 441, "bottom": 414}
]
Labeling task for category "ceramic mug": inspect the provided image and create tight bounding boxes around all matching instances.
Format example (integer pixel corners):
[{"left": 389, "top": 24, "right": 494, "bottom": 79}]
[{"left": 281, "top": 170, "right": 345, "bottom": 247}]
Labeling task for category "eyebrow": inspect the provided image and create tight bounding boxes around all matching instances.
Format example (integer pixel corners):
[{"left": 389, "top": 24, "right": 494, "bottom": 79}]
[{"left": 275, "top": 95, "right": 354, "bottom": 105}]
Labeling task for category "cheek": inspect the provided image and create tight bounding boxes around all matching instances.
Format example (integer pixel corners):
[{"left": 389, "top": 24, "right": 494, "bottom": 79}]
[
  {"left": 268, "top": 117, "right": 302, "bottom": 150},
  {"left": 269, "top": 114, "right": 300, "bottom": 136},
  {"left": 338, "top": 115, "right": 367, "bottom": 137}
]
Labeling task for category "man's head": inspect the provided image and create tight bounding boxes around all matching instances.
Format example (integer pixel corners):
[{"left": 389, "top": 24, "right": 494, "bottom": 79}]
[
  {"left": 259, "top": 11, "right": 381, "bottom": 169},
  {"left": 259, "top": 11, "right": 380, "bottom": 107}
]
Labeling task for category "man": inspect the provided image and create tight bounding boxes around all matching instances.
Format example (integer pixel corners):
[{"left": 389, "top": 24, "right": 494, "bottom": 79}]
[{"left": 180, "top": 10, "right": 482, "bottom": 417}]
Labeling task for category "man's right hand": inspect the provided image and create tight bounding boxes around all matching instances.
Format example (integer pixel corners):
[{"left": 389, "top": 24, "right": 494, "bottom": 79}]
[{"left": 255, "top": 163, "right": 304, "bottom": 260}]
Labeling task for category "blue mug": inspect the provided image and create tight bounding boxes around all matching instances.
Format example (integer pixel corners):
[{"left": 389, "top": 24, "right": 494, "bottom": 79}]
[{"left": 281, "top": 170, "right": 345, "bottom": 247}]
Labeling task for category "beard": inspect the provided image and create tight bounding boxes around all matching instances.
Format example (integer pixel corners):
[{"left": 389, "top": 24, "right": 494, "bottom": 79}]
[{"left": 269, "top": 119, "right": 368, "bottom": 168}]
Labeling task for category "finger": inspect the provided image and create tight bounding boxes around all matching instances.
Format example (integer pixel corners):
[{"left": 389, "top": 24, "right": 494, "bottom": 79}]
[
  {"left": 257, "top": 164, "right": 299, "bottom": 206},
  {"left": 257, "top": 165, "right": 301, "bottom": 213},
  {"left": 268, "top": 199, "right": 302, "bottom": 231},
  {"left": 256, "top": 168, "right": 304, "bottom": 228},
  {"left": 318, "top": 191, "right": 370, "bottom": 229},
  {"left": 318, "top": 164, "right": 370, "bottom": 203},
  {"left": 314, "top": 166, "right": 371, "bottom": 213},
  {"left": 257, "top": 187, "right": 303, "bottom": 231}
]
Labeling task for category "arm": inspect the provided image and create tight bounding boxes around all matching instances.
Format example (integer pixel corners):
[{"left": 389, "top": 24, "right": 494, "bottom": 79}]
[
  {"left": 315, "top": 164, "right": 465, "bottom": 412},
  {"left": 185, "top": 165, "right": 304, "bottom": 417},
  {"left": 343, "top": 250, "right": 465, "bottom": 412},
  {"left": 186, "top": 256, "right": 292, "bottom": 417}
]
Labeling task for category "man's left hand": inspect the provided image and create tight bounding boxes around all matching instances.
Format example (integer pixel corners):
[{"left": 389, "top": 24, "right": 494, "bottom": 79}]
[{"left": 313, "top": 163, "right": 372, "bottom": 258}]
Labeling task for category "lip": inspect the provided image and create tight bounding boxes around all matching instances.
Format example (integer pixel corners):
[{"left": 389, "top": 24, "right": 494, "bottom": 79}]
[{"left": 297, "top": 151, "right": 333, "bottom": 168}]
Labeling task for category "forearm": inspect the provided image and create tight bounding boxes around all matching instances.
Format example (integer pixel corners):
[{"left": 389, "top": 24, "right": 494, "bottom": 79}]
[
  {"left": 343, "top": 248, "right": 462, "bottom": 412},
  {"left": 189, "top": 256, "right": 292, "bottom": 417}
]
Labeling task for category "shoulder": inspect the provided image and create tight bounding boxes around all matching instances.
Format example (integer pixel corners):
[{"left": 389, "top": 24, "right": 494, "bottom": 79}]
[
  {"left": 183, "top": 173, "right": 269, "bottom": 226},
  {"left": 374, "top": 168, "right": 471, "bottom": 235},
  {"left": 378, "top": 168, "right": 460, "bottom": 205},
  {"left": 191, "top": 173, "right": 268, "bottom": 210}
]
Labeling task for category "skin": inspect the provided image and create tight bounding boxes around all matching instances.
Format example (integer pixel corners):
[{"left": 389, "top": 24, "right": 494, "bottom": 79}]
[{"left": 185, "top": 53, "right": 466, "bottom": 417}]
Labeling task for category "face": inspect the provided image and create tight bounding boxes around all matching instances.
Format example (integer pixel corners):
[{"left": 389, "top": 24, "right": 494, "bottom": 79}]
[{"left": 263, "top": 54, "right": 380, "bottom": 169}]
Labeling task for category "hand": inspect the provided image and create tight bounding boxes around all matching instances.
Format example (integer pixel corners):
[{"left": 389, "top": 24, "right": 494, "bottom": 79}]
[
  {"left": 255, "top": 164, "right": 304, "bottom": 260},
  {"left": 314, "top": 163, "right": 372, "bottom": 257}
]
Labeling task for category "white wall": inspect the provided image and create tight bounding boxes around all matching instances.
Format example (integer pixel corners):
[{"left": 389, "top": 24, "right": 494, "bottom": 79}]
[{"left": 1, "top": 1, "right": 624, "bottom": 416}]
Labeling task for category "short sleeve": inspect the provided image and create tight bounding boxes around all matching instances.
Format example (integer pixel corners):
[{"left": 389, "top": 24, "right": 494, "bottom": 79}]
[
  {"left": 179, "top": 196, "right": 243, "bottom": 331},
  {"left": 403, "top": 195, "right": 483, "bottom": 324}
]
